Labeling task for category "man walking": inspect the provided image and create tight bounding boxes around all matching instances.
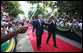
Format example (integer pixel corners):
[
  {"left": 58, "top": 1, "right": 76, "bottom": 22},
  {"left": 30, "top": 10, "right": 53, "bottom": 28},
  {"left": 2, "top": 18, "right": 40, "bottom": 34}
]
[
  {"left": 46, "top": 16, "right": 57, "bottom": 48},
  {"left": 32, "top": 14, "right": 47, "bottom": 50}
]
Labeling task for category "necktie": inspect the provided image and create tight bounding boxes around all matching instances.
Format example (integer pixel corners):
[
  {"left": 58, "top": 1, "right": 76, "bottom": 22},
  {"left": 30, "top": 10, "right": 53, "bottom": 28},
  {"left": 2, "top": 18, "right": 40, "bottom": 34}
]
[
  {"left": 39, "top": 20, "right": 41, "bottom": 26},
  {"left": 52, "top": 20, "right": 55, "bottom": 24}
]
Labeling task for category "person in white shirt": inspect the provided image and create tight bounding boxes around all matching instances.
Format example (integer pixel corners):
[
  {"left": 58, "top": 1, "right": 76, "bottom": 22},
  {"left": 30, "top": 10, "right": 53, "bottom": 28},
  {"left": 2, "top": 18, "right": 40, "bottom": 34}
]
[
  {"left": 60, "top": 20, "right": 64, "bottom": 27},
  {"left": 78, "top": 22, "right": 82, "bottom": 30},
  {"left": 56, "top": 20, "right": 60, "bottom": 26}
]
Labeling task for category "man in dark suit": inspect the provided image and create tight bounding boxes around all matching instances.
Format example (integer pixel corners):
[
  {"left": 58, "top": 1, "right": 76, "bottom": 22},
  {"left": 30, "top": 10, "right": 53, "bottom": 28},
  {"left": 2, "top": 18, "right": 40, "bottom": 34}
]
[
  {"left": 46, "top": 16, "right": 57, "bottom": 48},
  {"left": 32, "top": 14, "right": 47, "bottom": 50}
]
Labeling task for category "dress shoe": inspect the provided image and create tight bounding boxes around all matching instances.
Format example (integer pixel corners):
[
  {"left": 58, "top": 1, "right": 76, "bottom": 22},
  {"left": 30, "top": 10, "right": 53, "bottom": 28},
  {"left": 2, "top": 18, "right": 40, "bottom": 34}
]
[
  {"left": 46, "top": 41, "right": 48, "bottom": 44},
  {"left": 37, "top": 45, "right": 41, "bottom": 50},
  {"left": 54, "top": 45, "right": 58, "bottom": 48}
]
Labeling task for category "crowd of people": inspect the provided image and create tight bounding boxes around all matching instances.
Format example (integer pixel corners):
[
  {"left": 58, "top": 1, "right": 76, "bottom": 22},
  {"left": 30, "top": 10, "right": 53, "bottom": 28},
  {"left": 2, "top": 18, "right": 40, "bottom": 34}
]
[
  {"left": 1, "top": 5, "right": 82, "bottom": 51},
  {"left": 1, "top": 7, "right": 24, "bottom": 36},
  {"left": 1, "top": 6, "right": 28, "bottom": 43},
  {"left": 55, "top": 18, "right": 82, "bottom": 30},
  {"left": 43, "top": 16, "right": 82, "bottom": 30}
]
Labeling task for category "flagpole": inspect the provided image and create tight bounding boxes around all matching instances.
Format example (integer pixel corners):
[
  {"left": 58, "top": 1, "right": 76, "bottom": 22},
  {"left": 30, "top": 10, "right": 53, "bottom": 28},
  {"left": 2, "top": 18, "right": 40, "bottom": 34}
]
[{"left": 29, "top": 8, "right": 39, "bottom": 23}]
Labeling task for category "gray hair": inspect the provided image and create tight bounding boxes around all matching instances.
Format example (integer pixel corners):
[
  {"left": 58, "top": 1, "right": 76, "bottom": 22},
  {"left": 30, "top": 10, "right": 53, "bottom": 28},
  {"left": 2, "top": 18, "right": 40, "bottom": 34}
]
[{"left": 38, "top": 14, "right": 42, "bottom": 17}]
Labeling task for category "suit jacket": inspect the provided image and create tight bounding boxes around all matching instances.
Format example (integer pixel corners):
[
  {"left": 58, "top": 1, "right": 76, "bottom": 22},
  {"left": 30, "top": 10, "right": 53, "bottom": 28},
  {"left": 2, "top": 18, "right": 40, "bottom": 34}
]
[
  {"left": 48, "top": 19, "right": 56, "bottom": 33},
  {"left": 34, "top": 19, "right": 47, "bottom": 35}
]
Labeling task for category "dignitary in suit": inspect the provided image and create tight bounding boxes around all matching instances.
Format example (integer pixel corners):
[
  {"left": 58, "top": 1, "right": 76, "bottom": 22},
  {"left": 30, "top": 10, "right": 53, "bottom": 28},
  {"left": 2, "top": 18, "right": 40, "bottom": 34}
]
[
  {"left": 46, "top": 16, "right": 57, "bottom": 48},
  {"left": 32, "top": 14, "right": 47, "bottom": 50}
]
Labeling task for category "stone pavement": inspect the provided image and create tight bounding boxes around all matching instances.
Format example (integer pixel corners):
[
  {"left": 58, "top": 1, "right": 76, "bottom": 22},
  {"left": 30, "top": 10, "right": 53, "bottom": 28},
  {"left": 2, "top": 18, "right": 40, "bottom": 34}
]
[{"left": 15, "top": 32, "right": 34, "bottom": 52}]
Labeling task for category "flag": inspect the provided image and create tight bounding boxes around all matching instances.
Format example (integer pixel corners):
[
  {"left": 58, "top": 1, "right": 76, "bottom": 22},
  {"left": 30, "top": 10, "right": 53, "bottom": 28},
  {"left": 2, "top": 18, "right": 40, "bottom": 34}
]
[{"left": 31, "top": 8, "right": 39, "bottom": 17}]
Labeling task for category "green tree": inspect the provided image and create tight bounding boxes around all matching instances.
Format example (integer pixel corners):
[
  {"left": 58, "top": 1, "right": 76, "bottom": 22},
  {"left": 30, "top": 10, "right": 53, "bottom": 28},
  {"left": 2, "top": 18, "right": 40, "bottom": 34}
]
[
  {"left": 57, "top": 1, "right": 82, "bottom": 19},
  {"left": 1, "top": 1, "right": 24, "bottom": 18},
  {"left": 27, "top": 1, "right": 57, "bottom": 19},
  {"left": 27, "top": 1, "right": 42, "bottom": 5},
  {"left": 28, "top": 10, "right": 33, "bottom": 19}
]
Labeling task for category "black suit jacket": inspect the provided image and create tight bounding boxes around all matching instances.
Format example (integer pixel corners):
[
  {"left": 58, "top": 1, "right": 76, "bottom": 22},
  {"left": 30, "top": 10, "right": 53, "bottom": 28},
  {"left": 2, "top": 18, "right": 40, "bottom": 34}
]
[
  {"left": 34, "top": 19, "right": 47, "bottom": 35},
  {"left": 48, "top": 20, "right": 56, "bottom": 33}
]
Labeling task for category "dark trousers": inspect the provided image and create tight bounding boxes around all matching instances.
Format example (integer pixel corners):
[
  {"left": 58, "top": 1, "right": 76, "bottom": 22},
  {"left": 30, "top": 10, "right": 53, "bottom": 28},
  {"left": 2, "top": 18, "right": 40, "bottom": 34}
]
[
  {"left": 32, "top": 27, "right": 34, "bottom": 32},
  {"left": 36, "top": 33, "right": 42, "bottom": 47},
  {"left": 21, "top": 22, "right": 24, "bottom": 26},
  {"left": 47, "top": 31, "right": 56, "bottom": 46}
]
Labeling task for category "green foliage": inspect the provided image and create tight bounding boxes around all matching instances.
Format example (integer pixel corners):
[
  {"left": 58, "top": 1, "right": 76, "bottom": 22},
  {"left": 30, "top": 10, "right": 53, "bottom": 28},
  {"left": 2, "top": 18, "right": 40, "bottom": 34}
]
[
  {"left": 28, "top": 10, "right": 33, "bottom": 19},
  {"left": 1, "top": 1, "right": 24, "bottom": 18},
  {"left": 27, "top": 1, "right": 82, "bottom": 19},
  {"left": 27, "top": 1, "right": 42, "bottom": 5},
  {"left": 27, "top": 1, "right": 56, "bottom": 19},
  {"left": 57, "top": 1, "right": 82, "bottom": 19}
]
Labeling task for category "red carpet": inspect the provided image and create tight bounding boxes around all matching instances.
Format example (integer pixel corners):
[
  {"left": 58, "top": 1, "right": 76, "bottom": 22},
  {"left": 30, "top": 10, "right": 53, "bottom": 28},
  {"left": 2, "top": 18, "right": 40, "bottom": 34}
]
[{"left": 24, "top": 22, "right": 82, "bottom": 52}]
